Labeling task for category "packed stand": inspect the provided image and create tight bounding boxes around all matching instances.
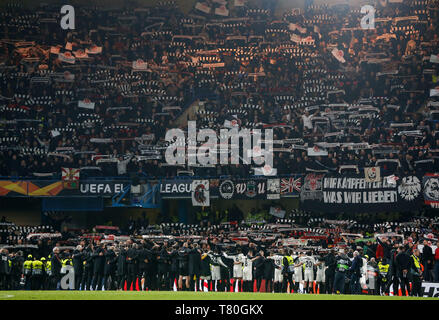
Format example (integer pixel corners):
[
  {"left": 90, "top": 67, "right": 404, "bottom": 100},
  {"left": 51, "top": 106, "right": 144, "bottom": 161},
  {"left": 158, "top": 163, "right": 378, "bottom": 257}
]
[{"left": 0, "top": 1, "right": 438, "bottom": 179}]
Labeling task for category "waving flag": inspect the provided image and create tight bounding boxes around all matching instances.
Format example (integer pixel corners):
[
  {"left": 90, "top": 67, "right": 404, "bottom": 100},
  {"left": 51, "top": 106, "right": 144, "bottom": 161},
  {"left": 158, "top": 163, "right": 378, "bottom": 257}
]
[
  {"left": 74, "top": 49, "right": 88, "bottom": 59},
  {"left": 132, "top": 59, "right": 148, "bottom": 71},
  {"left": 78, "top": 99, "right": 95, "bottom": 110},
  {"left": 86, "top": 45, "right": 102, "bottom": 54},
  {"left": 195, "top": 2, "right": 211, "bottom": 14},
  {"left": 58, "top": 51, "right": 75, "bottom": 64},
  {"left": 215, "top": 5, "right": 229, "bottom": 16},
  {"left": 331, "top": 48, "right": 346, "bottom": 63}
]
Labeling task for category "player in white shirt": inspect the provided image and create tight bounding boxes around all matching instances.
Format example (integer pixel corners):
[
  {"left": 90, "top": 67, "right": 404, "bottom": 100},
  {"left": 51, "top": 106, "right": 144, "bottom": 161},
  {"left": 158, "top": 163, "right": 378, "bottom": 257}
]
[
  {"left": 269, "top": 251, "right": 284, "bottom": 293},
  {"left": 293, "top": 252, "right": 305, "bottom": 293},
  {"left": 208, "top": 251, "right": 228, "bottom": 291},
  {"left": 223, "top": 249, "right": 244, "bottom": 292},
  {"left": 241, "top": 250, "right": 259, "bottom": 292},
  {"left": 315, "top": 255, "right": 326, "bottom": 294},
  {"left": 302, "top": 252, "right": 316, "bottom": 294}
]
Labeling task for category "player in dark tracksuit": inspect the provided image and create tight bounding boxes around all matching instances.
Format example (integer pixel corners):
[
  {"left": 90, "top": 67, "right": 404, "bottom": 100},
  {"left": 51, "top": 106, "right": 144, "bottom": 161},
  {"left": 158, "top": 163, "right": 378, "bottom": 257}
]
[
  {"left": 91, "top": 243, "right": 106, "bottom": 290},
  {"left": 169, "top": 246, "right": 179, "bottom": 290},
  {"left": 126, "top": 243, "right": 139, "bottom": 290},
  {"left": 81, "top": 246, "right": 94, "bottom": 290},
  {"left": 103, "top": 246, "right": 117, "bottom": 290},
  {"left": 177, "top": 243, "right": 191, "bottom": 291},
  {"left": 263, "top": 253, "right": 275, "bottom": 293},
  {"left": 116, "top": 246, "right": 127, "bottom": 290},
  {"left": 72, "top": 246, "right": 84, "bottom": 290},
  {"left": 156, "top": 245, "right": 171, "bottom": 290},
  {"left": 188, "top": 243, "right": 201, "bottom": 291}
]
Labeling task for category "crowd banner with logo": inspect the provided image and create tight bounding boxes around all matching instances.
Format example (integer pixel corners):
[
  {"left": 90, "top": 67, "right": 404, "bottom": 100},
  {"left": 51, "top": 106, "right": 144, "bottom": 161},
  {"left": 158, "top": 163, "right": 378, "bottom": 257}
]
[
  {"left": 423, "top": 173, "right": 439, "bottom": 208},
  {"left": 219, "top": 179, "right": 266, "bottom": 200},
  {"left": 280, "top": 176, "right": 302, "bottom": 197},
  {"left": 364, "top": 167, "right": 380, "bottom": 183},
  {"left": 300, "top": 174, "right": 422, "bottom": 213},
  {"left": 267, "top": 178, "right": 280, "bottom": 199},
  {"left": 61, "top": 168, "right": 80, "bottom": 189},
  {"left": 192, "top": 180, "right": 210, "bottom": 206}
]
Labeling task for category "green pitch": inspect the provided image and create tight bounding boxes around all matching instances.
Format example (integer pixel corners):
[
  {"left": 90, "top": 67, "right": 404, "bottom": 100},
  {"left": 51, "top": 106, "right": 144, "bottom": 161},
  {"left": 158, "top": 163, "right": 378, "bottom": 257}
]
[{"left": 0, "top": 291, "right": 435, "bottom": 300}]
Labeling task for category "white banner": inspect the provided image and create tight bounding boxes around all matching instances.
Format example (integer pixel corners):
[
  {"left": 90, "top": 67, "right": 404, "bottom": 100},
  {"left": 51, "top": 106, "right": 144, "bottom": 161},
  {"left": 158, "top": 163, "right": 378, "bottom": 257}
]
[
  {"left": 195, "top": 2, "right": 211, "bottom": 14},
  {"left": 192, "top": 180, "right": 210, "bottom": 206},
  {"left": 215, "top": 5, "right": 229, "bottom": 16},
  {"left": 78, "top": 99, "right": 95, "bottom": 110},
  {"left": 132, "top": 59, "right": 148, "bottom": 71},
  {"left": 364, "top": 167, "right": 381, "bottom": 183},
  {"left": 307, "top": 146, "right": 328, "bottom": 156}
]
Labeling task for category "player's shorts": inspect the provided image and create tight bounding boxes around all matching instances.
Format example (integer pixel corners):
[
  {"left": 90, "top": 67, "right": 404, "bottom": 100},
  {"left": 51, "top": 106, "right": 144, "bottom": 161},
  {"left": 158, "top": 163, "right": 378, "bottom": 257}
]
[
  {"left": 210, "top": 265, "right": 221, "bottom": 281},
  {"left": 179, "top": 267, "right": 189, "bottom": 277},
  {"left": 294, "top": 268, "right": 303, "bottom": 282},
  {"left": 274, "top": 268, "right": 283, "bottom": 283},
  {"left": 242, "top": 268, "right": 252, "bottom": 281},
  {"left": 304, "top": 270, "right": 314, "bottom": 282},
  {"left": 233, "top": 265, "right": 243, "bottom": 278},
  {"left": 316, "top": 271, "right": 325, "bottom": 283},
  {"left": 200, "top": 275, "right": 211, "bottom": 280}
]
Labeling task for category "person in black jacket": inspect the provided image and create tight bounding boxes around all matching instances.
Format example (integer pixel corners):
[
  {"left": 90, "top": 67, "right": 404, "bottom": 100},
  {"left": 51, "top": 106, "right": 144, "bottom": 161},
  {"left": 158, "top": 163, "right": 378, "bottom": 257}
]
[
  {"left": 169, "top": 244, "right": 179, "bottom": 290},
  {"left": 324, "top": 249, "right": 336, "bottom": 294},
  {"left": 263, "top": 251, "right": 275, "bottom": 293},
  {"left": 177, "top": 242, "right": 191, "bottom": 291},
  {"left": 126, "top": 241, "right": 139, "bottom": 290},
  {"left": 349, "top": 251, "right": 363, "bottom": 295},
  {"left": 81, "top": 244, "right": 94, "bottom": 290},
  {"left": 252, "top": 250, "right": 265, "bottom": 292},
  {"left": 188, "top": 243, "right": 201, "bottom": 291},
  {"left": 50, "top": 247, "right": 62, "bottom": 290},
  {"left": 91, "top": 242, "right": 106, "bottom": 290},
  {"left": 156, "top": 243, "right": 170, "bottom": 290},
  {"left": 72, "top": 245, "right": 84, "bottom": 290},
  {"left": 116, "top": 245, "right": 127, "bottom": 290},
  {"left": 395, "top": 245, "right": 411, "bottom": 296},
  {"left": 0, "top": 248, "right": 10, "bottom": 290},
  {"left": 421, "top": 240, "right": 434, "bottom": 282},
  {"left": 103, "top": 246, "right": 117, "bottom": 290},
  {"left": 10, "top": 251, "right": 24, "bottom": 290}
]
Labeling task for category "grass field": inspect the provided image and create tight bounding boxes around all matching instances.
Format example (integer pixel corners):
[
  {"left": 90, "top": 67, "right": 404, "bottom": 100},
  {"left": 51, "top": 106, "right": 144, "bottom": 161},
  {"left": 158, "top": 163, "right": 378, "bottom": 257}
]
[{"left": 0, "top": 291, "right": 435, "bottom": 300}]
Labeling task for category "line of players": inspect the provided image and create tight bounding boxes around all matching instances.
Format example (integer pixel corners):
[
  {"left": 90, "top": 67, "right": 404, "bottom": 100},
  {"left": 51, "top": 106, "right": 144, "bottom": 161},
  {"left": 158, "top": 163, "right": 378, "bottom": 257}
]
[{"left": 219, "top": 248, "right": 326, "bottom": 294}]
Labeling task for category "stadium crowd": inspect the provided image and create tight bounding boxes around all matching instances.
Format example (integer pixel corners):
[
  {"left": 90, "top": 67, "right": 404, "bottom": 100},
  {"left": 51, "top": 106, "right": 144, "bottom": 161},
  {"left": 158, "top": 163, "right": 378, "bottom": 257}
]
[
  {"left": 0, "top": 212, "right": 438, "bottom": 296},
  {"left": 0, "top": 0, "right": 438, "bottom": 179}
]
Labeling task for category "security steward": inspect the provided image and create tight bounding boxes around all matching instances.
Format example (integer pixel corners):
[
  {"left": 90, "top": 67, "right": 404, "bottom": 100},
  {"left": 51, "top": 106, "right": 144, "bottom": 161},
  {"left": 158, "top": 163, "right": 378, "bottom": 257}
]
[
  {"left": 281, "top": 249, "right": 295, "bottom": 293},
  {"left": 31, "top": 257, "right": 44, "bottom": 290},
  {"left": 410, "top": 249, "right": 423, "bottom": 297},
  {"left": 45, "top": 256, "right": 52, "bottom": 289},
  {"left": 377, "top": 257, "right": 390, "bottom": 295},
  {"left": 23, "top": 254, "right": 33, "bottom": 290}
]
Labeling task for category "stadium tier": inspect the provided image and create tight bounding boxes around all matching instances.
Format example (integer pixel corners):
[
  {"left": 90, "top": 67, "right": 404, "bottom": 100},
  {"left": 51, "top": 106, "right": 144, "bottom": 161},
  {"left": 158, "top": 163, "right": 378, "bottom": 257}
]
[{"left": 0, "top": 0, "right": 439, "bottom": 299}]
